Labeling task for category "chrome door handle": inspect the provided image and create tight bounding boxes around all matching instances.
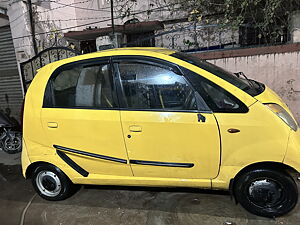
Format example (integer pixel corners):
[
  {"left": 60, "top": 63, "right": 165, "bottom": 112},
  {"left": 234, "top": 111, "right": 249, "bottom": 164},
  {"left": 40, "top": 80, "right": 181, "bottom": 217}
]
[
  {"left": 48, "top": 122, "right": 58, "bottom": 128},
  {"left": 129, "top": 125, "right": 142, "bottom": 132}
]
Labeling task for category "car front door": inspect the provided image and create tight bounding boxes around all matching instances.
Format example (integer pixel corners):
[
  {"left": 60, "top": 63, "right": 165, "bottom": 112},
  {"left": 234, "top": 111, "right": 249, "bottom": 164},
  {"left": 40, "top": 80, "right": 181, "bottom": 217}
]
[
  {"left": 113, "top": 57, "right": 221, "bottom": 179},
  {"left": 41, "top": 58, "right": 132, "bottom": 177}
]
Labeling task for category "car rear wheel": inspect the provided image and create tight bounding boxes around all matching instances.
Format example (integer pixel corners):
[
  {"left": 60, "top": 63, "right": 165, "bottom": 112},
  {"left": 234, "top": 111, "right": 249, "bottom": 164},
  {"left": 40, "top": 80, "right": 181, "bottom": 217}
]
[
  {"left": 32, "top": 164, "right": 76, "bottom": 201},
  {"left": 234, "top": 168, "right": 298, "bottom": 217}
]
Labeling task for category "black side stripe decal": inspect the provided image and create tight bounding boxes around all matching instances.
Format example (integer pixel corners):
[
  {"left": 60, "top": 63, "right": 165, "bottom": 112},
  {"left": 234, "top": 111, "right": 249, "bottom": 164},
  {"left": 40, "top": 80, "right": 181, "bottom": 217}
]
[
  {"left": 54, "top": 145, "right": 193, "bottom": 168},
  {"left": 130, "top": 160, "right": 194, "bottom": 168},
  {"left": 54, "top": 145, "right": 127, "bottom": 164},
  {"left": 56, "top": 150, "right": 89, "bottom": 177}
]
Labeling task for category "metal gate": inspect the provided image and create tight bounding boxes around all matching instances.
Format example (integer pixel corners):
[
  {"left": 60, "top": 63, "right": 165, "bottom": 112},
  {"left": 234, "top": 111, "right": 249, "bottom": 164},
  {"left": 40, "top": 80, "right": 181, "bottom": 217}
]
[
  {"left": 20, "top": 47, "right": 80, "bottom": 90},
  {"left": 0, "top": 25, "right": 24, "bottom": 121}
]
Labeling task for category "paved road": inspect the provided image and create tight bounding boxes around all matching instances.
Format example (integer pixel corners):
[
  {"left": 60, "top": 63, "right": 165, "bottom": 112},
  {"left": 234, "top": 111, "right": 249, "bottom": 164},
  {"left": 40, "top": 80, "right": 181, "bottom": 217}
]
[{"left": 0, "top": 152, "right": 299, "bottom": 225}]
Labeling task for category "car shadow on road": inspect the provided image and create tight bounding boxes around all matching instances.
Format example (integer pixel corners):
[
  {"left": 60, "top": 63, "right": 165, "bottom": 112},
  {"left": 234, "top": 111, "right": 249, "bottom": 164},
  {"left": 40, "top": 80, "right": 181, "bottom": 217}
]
[
  {"left": 41, "top": 184, "right": 263, "bottom": 219},
  {"left": 0, "top": 164, "right": 298, "bottom": 225}
]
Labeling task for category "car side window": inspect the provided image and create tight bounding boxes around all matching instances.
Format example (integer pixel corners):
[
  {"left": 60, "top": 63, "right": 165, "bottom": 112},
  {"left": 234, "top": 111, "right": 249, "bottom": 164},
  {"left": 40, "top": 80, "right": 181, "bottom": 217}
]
[
  {"left": 117, "top": 62, "right": 198, "bottom": 111},
  {"left": 44, "top": 63, "right": 117, "bottom": 109},
  {"left": 183, "top": 68, "right": 248, "bottom": 113}
]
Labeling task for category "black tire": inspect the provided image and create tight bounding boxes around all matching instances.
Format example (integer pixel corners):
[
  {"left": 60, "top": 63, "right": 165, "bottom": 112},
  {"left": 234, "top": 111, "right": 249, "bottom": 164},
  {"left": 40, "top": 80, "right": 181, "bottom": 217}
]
[
  {"left": 2, "top": 134, "right": 22, "bottom": 154},
  {"left": 32, "top": 164, "right": 76, "bottom": 201},
  {"left": 234, "top": 168, "right": 298, "bottom": 217}
]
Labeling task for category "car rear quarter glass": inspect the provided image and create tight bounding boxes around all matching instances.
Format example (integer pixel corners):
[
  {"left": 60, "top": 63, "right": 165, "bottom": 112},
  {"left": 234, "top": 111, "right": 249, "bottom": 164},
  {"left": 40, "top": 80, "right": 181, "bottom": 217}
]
[{"left": 43, "top": 61, "right": 117, "bottom": 109}]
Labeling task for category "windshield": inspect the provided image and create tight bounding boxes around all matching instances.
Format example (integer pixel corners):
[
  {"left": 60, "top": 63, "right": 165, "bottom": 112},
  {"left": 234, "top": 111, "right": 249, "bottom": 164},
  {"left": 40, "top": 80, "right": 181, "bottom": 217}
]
[{"left": 171, "top": 52, "right": 264, "bottom": 96}]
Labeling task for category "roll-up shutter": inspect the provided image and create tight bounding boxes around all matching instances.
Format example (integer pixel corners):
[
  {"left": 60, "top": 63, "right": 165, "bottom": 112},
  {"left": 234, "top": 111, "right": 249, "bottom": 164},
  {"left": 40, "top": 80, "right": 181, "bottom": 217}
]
[{"left": 0, "top": 25, "right": 23, "bottom": 121}]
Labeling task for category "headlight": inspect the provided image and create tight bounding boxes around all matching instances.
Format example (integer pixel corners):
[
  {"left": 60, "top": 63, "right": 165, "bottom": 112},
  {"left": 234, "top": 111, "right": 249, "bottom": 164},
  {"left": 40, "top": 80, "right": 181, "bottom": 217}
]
[{"left": 265, "top": 103, "right": 298, "bottom": 131}]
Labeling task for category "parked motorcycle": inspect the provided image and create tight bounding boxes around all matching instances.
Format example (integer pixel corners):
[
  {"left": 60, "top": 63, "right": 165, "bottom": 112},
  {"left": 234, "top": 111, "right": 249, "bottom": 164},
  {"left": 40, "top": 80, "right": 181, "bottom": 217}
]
[{"left": 0, "top": 111, "right": 22, "bottom": 154}]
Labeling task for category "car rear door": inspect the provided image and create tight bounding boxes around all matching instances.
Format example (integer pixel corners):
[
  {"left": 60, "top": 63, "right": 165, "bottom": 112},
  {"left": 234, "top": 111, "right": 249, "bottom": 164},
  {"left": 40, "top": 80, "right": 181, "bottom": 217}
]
[
  {"left": 113, "top": 56, "right": 221, "bottom": 180},
  {"left": 40, "top": 58, "right": 132, "bottom": 177}
]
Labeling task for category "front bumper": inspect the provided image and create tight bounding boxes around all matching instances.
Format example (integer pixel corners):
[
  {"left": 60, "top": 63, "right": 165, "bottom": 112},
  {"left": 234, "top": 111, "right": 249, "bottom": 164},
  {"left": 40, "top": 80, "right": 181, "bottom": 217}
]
[{"left": 284, "top": 129, "right": 300, "bottom": 173}]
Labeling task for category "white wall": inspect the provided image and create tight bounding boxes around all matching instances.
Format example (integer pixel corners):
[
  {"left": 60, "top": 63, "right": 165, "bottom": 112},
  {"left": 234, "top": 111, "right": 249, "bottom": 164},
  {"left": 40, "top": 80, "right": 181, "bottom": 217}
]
[
  {"left": 7, "top": 1, "right": 33, "bottom": 62},
  {"left": 7, "top": 0, "right": 78, "bottom": 62},
  {"left": 35, "top": 0, "right": 78, "bottom": 49},
  {"left": 73, "top": 0, "right": 185, "bottom": 29}
]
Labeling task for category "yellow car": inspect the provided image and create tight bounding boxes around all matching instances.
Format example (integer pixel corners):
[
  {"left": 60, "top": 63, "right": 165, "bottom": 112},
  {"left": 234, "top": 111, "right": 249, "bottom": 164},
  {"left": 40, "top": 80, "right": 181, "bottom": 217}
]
[{"left": 22, "top": 47, "right": 300, "bottom": 217}]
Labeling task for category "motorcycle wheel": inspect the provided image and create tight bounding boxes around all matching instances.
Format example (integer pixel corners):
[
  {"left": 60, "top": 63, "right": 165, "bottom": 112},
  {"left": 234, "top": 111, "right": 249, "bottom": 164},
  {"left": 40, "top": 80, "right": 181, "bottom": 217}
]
[{"left": 2, "top": 134, "right": 22, "bottom": 154}]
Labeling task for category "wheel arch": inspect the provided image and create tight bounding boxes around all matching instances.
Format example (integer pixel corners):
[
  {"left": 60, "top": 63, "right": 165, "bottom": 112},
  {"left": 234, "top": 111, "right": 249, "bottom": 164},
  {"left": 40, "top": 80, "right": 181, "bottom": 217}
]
[
  {"left": 229, "top": 161, "right": 299, "bottom": 199},
  {"left": 25, "top": 161, "right": 65, "bottom": 179},
  {"left": 234, "top": 161, "right": 298, "bottom": 180}
]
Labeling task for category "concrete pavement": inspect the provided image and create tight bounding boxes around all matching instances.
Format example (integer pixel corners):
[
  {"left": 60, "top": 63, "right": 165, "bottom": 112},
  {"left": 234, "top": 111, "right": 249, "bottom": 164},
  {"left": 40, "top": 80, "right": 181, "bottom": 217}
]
[{"left": 0, "top": 151, "right": 299, "bottom": 225}]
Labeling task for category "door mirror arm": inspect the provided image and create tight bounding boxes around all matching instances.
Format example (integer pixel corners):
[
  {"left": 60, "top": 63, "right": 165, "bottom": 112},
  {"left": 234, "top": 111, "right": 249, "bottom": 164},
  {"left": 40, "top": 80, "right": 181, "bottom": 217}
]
[{"left": 197, "top": 113, "right": 206, "bottom": 123}]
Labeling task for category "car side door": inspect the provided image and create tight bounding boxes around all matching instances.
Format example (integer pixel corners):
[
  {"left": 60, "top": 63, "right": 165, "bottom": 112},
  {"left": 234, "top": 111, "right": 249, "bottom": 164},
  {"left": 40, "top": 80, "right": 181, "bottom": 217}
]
[
  {"left": 40, "top": 58, "right": 132, "bottom": 177},
  {"left": 113, "top": 56, "right": 221, "bottom": 180}
]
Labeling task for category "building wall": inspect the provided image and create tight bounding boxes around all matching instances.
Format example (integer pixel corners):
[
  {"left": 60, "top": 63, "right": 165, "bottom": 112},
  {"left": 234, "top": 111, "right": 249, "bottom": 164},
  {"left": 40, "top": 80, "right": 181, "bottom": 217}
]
[
  {"left": 192, "top": 45, "right": 300, "bottom": 123},
  {"left": 8, "top": 0, "right": 184, "bottom": 62},
  {"left": 7, "top": 1, "right": 33, "bottom": 62},
  {"left": 7, "top": 0, "right": 78, "bottom": 63},
  {"left": 73, "top": 0, "right": 185, "bottom": 29},
  {"left": 6, "top": 0, "right": 239, "bottom": 60},
  {"left": 155, "top": 23, "right": 239, "bottom": 51},
  {"left": 72, "top": 0, "right": 238, "bottom": 50},
  {"left": 35, "top": 0, "right": 78, "bottom": 44}
]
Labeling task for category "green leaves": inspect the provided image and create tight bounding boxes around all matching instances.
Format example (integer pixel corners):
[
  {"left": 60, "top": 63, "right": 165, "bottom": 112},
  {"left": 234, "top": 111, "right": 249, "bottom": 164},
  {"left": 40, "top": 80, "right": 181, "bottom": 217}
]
[{"left": 177, "top": 0, "right": 300, "bottom": 44}]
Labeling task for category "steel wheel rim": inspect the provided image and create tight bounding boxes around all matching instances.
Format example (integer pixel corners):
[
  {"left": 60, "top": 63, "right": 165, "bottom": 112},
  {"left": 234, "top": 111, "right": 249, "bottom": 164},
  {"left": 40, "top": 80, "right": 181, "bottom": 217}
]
[
  {"left": 247, "top": 178, "right": 285, "bottom": 208},
  {"left": 36, "top": 171, "right": 62, "bottom": 197}
]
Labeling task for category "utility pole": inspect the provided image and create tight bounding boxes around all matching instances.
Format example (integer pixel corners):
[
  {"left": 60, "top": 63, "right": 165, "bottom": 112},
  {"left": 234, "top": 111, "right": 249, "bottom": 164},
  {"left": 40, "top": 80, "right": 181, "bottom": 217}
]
[
  {"left": 110, "top": 0, "right": 115, "bottom": 35},
  {"left": 27, "top": 0, "right": 38, "bottom": 55}
]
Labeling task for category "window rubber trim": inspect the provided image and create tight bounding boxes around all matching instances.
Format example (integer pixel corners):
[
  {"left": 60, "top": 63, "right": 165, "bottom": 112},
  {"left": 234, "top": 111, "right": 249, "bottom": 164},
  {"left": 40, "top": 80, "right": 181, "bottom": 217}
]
[
  {"left": 56, "top": 149, "right": 89, "bottom": 177},
  {"left": 111, "top": 55, "right": 182, "bottom": 75},
  {"left": 130, "top": 159, "right": 194, "bottom": 168},
  {"left": 112, "top": 55, "right": 211, "bottom": 113},
  {"left": 180, "top": 66, "right": 249, "bottom": 113},
  {"left": 54, "top": 145, "right": 128, "bottom": 164}
]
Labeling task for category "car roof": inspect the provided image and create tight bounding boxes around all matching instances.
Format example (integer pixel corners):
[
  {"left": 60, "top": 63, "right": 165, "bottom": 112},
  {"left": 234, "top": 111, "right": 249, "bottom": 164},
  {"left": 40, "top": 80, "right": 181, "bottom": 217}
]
[
  {"left": 90, "top": 47, "right": 175, "bottom": 56},
  {"left": 44, "top": 47, "right": 176, "bottom": 70}
]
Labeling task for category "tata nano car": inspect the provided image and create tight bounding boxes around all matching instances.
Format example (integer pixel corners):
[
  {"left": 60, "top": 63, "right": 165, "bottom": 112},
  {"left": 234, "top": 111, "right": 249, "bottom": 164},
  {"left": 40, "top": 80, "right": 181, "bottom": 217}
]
[{"left": 22, "top": 47, "right": 300, "bottom": 217}]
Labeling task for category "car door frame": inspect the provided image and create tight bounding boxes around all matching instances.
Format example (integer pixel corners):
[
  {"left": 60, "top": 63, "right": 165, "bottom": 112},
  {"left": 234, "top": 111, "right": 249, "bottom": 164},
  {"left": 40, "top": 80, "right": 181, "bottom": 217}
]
[
  {"left": 111, "top": 55, "right": 212, "bottom": 114},
  {"left": 43, "top": 56, "right": 120, "bottom": 110}
]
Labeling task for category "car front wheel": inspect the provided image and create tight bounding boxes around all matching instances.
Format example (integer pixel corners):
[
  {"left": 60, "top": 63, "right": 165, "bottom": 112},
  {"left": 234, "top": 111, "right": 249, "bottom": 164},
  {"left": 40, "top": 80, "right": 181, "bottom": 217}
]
[{"left": 234, "top": 168, "right": 298, "bottom": 217}]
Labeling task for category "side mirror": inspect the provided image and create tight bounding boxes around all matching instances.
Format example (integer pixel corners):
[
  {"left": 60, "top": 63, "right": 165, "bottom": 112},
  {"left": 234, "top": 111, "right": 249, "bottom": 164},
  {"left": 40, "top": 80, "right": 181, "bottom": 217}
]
[{"left": 197, "top": 113, "right": 206, "bottom": 123}]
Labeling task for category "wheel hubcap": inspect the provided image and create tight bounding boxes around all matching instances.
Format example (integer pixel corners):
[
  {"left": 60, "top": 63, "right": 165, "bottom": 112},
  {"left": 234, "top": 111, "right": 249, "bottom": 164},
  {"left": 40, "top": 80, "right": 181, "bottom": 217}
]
[
  {"left": 36, "top": 171, "right": 61, "bottom": 197},
  {"left": 248, "top": 179, "right": 283, "bottom": 208},
  {"left": 41, "top": 176, "right": 57, "bottom": 191}
]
